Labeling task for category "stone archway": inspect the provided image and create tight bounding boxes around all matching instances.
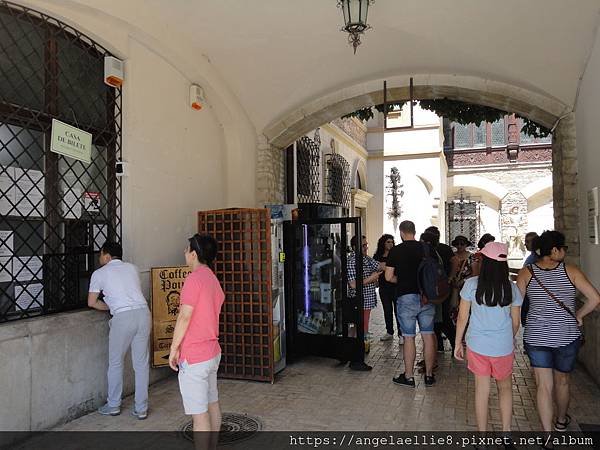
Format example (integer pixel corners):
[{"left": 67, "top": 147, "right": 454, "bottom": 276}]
[{"left": 258, "top": 76, "right": 579, "bottom": 263}]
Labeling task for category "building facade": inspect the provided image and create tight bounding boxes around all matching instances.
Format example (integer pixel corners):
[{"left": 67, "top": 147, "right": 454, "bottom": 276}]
[{"left": 365, "top": 104, "right": 553, "bottom": 268}]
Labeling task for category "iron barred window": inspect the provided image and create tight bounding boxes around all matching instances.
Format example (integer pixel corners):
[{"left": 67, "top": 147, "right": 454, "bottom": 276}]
[
  {"left": 324, "top": 153, "right": 350, "bottom": 210},
  {"left": 0, "top": 1, "right": 122, "bottom": 322},
  {"left": 447, "top": 190, "right": 479, "bottom": 246},
  {"left": 296, "top": 136, "right": 321, "bottom": 203}
]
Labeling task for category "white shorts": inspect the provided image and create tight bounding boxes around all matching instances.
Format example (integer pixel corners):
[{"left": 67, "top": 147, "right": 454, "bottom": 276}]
[{"left": 178, "top": 353, "right": 221, "bottom": 415}]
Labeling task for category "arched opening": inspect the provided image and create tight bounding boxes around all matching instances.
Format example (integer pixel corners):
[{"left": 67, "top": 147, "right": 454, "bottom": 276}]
[{"left": 258, "top": 77, "right": 577, "bottom": 264}]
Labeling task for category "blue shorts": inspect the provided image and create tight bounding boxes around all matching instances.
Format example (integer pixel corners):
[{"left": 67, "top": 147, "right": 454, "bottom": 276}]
[
  {"left": 396, "top": 293, "right": 435, "bottom": 337},
  {"left": 524, "top": 337, "right": 582, "bottom": 373}
]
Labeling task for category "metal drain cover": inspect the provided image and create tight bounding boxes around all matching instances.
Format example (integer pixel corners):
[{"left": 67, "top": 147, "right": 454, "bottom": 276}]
[{"left": 182, "top": 412, "right": 263, "bottom": 445}]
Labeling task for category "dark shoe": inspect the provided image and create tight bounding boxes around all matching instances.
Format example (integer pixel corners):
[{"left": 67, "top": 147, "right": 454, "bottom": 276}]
[
  {"left": 392, "top": 373, "right": 415, "bottom": 387},
  {"left": 437, "top": 339, "right": 445, "bottom": 352},
  {"left": 424, "top": 375, "right": 436, "bottom": 387},
  {"left": 349, "top": 361, "right": 372, "bottom": 371},
  {"left": 554, "top": 413, "right": 571, "bottom": 432}
]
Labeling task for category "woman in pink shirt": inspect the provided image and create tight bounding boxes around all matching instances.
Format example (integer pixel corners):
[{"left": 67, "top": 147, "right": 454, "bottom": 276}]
[{"left": 169, "top": 234, "right": 225, "bottom": 442}]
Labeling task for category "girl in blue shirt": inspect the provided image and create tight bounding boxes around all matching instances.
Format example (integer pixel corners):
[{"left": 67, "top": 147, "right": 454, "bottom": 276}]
[{"left": 454, "top": 242, "right": 523, "bottom": 435}]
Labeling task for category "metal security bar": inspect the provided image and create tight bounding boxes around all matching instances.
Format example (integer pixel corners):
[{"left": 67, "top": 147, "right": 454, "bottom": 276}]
[
  {"left": 446, "top": 189, "right": 479, "bottom": 246},
  {"left": 324, "top": 152, "right": 350, "bottom": 210},
  {"left": 0, "top": 1, "right": 122, "bottom": 322},
  {"left": 296, "top": 136, "right": 320, "bottom": 203}
]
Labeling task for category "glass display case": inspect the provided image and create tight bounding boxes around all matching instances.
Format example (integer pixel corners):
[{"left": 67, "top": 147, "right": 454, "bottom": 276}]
[{"left": 284, "top": 216, "right": 364, "bottom": 362}]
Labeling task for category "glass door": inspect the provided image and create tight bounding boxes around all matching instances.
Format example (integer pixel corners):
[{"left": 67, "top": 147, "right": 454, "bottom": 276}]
[{"left": 284, "top": 217, "right": 363, "bottom": 362}]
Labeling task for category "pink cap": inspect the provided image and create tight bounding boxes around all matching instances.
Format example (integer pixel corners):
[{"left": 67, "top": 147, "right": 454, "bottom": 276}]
[{"left": 480, "top": 241, "right": 508, "bottom": 262}]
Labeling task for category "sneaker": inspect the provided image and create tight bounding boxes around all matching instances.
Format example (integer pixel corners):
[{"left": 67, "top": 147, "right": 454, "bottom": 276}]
[
  {"left": 131, "top": 409, "right": 148, "bottom": 420},
  {"left": 392, "top": 373, "right": 415, "bottom": 387},
  {"left": 98, "top": 403, "right": 120, "bottom": 416},
  {"left": 380, "top": 333, "right": 393, "bottom": 342},
  {"left": 349, "top": 361, "right": 373, "bottom": 371},
  {"left": 424, "top": 375, "right": 436, "bottom": 387}
]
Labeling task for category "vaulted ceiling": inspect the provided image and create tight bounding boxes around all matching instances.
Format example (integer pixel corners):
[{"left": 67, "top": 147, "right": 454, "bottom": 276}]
[{"left": 37, "top": 0, "right": 600, "bottom": 132}]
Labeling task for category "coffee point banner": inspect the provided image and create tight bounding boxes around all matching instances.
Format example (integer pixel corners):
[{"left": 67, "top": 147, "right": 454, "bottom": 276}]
[{"left": 151, "top": 266, "right": 191, "bottom": 367}]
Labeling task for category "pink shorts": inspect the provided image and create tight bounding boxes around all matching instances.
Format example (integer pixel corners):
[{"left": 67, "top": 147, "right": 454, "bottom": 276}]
[{"left": 467, "top": 347, "right": 513, "bottom": 380}]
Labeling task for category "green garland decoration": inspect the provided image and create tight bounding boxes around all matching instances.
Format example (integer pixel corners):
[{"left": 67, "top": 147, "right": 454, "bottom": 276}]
[{"left": 343, "top": 99, "right": 551, "bottom": 138}]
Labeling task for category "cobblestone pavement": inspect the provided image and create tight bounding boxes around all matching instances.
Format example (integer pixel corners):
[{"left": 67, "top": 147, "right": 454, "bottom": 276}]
[{"left": 55, "top": 303, "right": 600, "bottom": 432}]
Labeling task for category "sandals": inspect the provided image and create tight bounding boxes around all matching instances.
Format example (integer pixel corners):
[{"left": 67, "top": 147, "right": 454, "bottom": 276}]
[{"left": 554, "top": 413, "right": 571, "bottom": 432}]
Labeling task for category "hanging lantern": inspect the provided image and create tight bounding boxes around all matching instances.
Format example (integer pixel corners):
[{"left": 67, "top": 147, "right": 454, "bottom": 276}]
[{"left": 338, "top": 0, "right": 375, "bottom": 54}]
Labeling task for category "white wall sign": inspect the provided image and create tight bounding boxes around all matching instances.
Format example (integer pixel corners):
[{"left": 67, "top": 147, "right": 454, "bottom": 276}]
[
  {"left": 13, "top": 256, "right": 43, "bottom": 282},
  {"left": 93, "top": 224, "right": 108, "bottom": 251},
  {"left": 0, "top": 230, "right": 13, "bottom": 257},
  {"left": 15, "top": 283, "right": 43, "bottom": 310},
  {"left": 14, "top": 168, "right": 44, "bottom": 217},
  {"left": 0, "top": 257, "right": 11, "bottom": 283},
  {"left": 50, "top": 119, "right": 92, "bottom": 164},
  {"left": 84, "top": 192, "right": 101, "bottom": 213},
  {"left": 62, "top": 188, "right": 82, "bottom": 219},
  {"left": 0, "top": 166, "right": 15, "bottom": 215}
]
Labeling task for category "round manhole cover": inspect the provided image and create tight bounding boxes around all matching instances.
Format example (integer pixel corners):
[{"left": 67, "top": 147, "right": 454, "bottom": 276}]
[{"left": 182, "top": 412, "right": 263, "bottom": 445}]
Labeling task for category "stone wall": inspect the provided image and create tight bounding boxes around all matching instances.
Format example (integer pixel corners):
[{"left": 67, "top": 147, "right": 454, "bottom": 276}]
[
  {"left": 0, "top": 310, "right": 170, "bottom": 431},
  {"left": 257, "top": 137, "right": 286, "bottom": 206},
  {"left": 552, "top": 113, "right": 580, "bottom": 264}
]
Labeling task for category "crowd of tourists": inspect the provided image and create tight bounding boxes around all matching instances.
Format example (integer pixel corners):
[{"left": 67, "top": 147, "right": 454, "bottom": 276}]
[
  {"left": 346, "top": 220, "right": 600, "bottom": 440},
  {"left": 84, "top": 220, "right": 599, "bottom": 444}
]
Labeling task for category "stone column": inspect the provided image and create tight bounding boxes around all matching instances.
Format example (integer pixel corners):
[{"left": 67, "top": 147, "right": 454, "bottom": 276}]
[
  {"left": 552, "top": 112, "right": 580, "bottom": 265},
  {"left": 256, "top": 136, "right": 286, "bottom": 206}
]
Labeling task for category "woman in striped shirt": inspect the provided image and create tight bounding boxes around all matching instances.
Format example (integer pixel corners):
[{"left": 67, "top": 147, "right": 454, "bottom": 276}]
[{"left": 516, "top": 231, "right": 600, "bottom": 434}]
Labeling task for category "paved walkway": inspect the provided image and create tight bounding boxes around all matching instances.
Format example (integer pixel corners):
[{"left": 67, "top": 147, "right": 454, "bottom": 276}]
[{"left": 55, "top": 304, "right": 600, "bottom": 432}]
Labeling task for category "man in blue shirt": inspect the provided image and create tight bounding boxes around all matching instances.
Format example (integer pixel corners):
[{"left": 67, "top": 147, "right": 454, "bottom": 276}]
[
  {"left": 521, "top": 231, "right": 538, "bottom": 327},
  {"left": 523, "top": 232, "right": 539, "bottom": 267}
]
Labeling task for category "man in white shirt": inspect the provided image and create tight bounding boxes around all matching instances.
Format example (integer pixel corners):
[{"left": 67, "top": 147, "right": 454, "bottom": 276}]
[{"left": 88, "top": 241, "right": 151, "bottom": 419}]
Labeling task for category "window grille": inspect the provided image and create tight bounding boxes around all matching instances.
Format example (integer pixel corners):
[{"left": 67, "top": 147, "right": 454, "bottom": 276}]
[
  {"left": 473, "top": 122, "right": 486, "bottom": 147},
  {"left": 453, "top": 123, "right": 469, "bottom": 148},
  {"left": 324, "top": 153, "right": 350, "bottom": 210},
  {"left": 491, "top": 119, "right": 505, "bottom": 146},
  {"left": 296, "top": 136, "right": 320, "bottom": 203},
  {"left": 0, "top": 1, "right": 121, "bottom": 322},
  {"left": 446, "top": 192, "right": 479, "bottom": 246}
]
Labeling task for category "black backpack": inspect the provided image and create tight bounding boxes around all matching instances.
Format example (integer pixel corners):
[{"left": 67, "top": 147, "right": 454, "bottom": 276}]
[{"left": 417, "top": 243, "right": 451, "bottom": 305}]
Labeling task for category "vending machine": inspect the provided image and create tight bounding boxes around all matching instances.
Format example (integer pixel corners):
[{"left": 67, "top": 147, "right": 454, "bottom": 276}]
[
  {"left": 283, "top": 205, "right": 364, "bottom": 363},
  {"left": 270, "top": 214, "right": 286, "bottom": 374}
]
